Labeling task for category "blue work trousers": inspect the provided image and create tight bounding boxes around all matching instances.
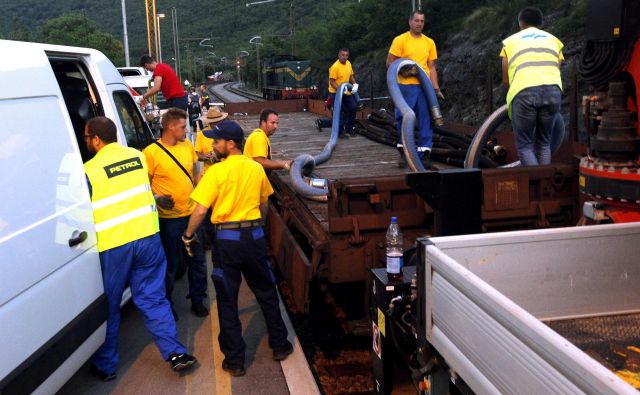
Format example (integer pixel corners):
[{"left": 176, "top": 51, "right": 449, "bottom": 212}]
[
  {"left": 328, "top": 92, "right": 358, "bottom": 135},
  {"left": 159, "top": 216, "right": 207, "bottom": 306},
  {"left": 511, "top": 85, "right": 562, "bottom": 166},
  {"left": 166, "top": 95, "right": 188, "bottom": 111},
  {"left": 211, "top": 227, "right": 289, "bottom": 368},
  {"left": 91, "top": 234, "right": 185, "bottom": 374},
  {"left": 395, "top": 84, "right": 433, "bottom": 156}
]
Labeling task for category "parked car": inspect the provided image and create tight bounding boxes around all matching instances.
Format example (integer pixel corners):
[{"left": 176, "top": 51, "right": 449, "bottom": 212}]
[
  {"left": 116, "top": 66, "right": 151, "bottom": 77},
  {"left": 124, "top": 75, "right": 168, "bottom": 110}
]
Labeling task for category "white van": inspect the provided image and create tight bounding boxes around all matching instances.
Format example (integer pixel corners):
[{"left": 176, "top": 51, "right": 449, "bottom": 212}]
[{"left": 0, "top": 39, "right": 155, "bottom": 394}]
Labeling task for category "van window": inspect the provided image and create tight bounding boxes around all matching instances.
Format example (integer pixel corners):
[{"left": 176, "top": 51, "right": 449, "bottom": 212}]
[
  {"left": 112, "top": 91, "right": 154, "bottom": 150},
  {"left": 49, "top": 59, "right": 101, "bottom": 163},
  {"left": 0, "top": 96, "right": 85, "bottom": 240}
]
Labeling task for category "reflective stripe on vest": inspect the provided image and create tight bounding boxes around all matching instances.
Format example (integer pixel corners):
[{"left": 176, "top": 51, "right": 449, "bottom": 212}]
[
  {"left": 94, "top": 204, "right": 157, "bottom": 232},
  {"left": 84, "top": 144, "right": 159, "bottom": 252},
  {"left": 503, "top": 28, "right": 563, "bottom": 118},
  {"left": 92, "top": 184, "right": 152, "bottom": 210}
]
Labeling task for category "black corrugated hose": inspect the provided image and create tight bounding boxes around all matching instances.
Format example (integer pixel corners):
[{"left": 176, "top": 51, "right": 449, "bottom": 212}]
[{"left": 578, "top": 39, "right": 635, "bottom": 88}]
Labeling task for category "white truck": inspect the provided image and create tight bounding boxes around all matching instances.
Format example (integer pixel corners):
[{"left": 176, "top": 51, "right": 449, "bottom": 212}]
[
  {"left": 0, "top": 39, "right": 155, "bottom": 394},
  {"left": 416, "top": 222, "right": 640, "bottom": 394}
]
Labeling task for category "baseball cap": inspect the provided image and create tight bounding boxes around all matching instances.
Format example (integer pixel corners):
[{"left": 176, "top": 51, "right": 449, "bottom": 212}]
[{"left": 203, "top": 120, "right": 244, "bottom": 142}]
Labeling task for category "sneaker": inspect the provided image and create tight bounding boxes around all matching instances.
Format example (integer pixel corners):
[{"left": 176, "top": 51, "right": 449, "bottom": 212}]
[
  {"left": 191, "top": 302, "right": 209, "bottom": 317},
  {"left": 315, "top": 118, "right": 322, "bottom": 131},
  {"left": 168, "top": 352, "right": 197, "bottom": 372},
  {"left": 222, "top": 359, "right": 246, "bottom": 377},
  {"left": 89, "top": 363, "right": 116, "bottom": 382},
  {"left": 273, "top": 342, "right": 294, "bottom": 361}
]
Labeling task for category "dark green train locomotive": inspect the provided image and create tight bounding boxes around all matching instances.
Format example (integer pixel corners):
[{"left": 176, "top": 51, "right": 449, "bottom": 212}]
[{"left": 262, "top": 56, "right": 319, "bottom": 100}]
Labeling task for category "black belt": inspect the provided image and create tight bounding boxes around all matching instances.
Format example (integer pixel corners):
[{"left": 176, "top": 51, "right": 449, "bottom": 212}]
[{"left": 214, "top": 220, "right": 263, "bottom": 230}]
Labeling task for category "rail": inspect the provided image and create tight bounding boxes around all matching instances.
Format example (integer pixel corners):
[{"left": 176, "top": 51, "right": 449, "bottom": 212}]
[{"left": 224, "top": 82, "right": 264, "bottom": 102}]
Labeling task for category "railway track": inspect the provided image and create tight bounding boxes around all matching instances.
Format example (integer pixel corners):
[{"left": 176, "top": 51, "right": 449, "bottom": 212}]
[
  {"left": 223, "top": 82, "right": 264, "bottom": 101},
  {"left": 204, "top": 81, "right": 263, "bottom": 104}
]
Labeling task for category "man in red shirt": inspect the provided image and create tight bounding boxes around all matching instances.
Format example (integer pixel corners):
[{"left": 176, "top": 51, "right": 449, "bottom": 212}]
[{"left": 140, "top": 55, "right": 188, "bottom": 111}]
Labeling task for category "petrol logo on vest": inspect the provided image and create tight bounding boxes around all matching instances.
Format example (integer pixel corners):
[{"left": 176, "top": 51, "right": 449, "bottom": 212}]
[{"left": 104, "top": 158, "right": 143, "bottom": 178}]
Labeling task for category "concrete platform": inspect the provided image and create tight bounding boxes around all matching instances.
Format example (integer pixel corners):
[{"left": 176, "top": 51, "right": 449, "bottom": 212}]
[{"left": 58, "top": 252, "right": 318, "bottom": 395}]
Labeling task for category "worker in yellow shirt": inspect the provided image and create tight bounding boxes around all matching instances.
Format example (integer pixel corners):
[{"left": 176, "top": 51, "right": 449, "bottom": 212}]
[
  {"left": 195, "top": 106, "right": 228, "bottom": 174},
  {"left": 501, "top": 7, "right": 563, "bottom": 166},
  {"left": 182, "top": 120, "right": 293, "bottom": 376},
  {"left": 143, "top": 108, "right": 208, "bottom": 320},
  {"left": 387, "top": 10, "right": 441, "bottom": 167},
  {"left": 321, "top": 48, "right": 360, "bottom": 137},
  {"left": 83, "top": 116, "right": 197, "bottom": 380},
  {"left": 243, "top": 108, "right": 293, "bottom": 174}
]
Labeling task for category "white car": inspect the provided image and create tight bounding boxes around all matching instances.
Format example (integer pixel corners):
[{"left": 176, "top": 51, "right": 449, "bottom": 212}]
[
  {"left": 117, "top": 66, "right": 151, "bottom": 77},
  {"left": 124, "top": 75, "right": 168, "bottom": 109}
]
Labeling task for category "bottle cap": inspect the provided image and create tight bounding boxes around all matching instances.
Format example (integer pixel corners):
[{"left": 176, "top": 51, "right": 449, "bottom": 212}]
[{"left": 391, "top": 216, "right": 397, "bottom": 223}]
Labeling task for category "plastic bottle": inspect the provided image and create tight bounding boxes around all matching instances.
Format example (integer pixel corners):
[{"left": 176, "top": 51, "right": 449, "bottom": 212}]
[{"left": 386, "top": 216, "right": 403, "bottom": 281}]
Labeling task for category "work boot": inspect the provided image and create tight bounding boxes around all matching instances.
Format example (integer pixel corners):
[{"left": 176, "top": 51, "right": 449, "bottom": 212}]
[
  {"left": 222, "top": 360, "right": 246, "bottom": 377},
  {"left": 420, "top": 149, "right": 432, "bottom": 169},
  {"left": 89, "top": 364, "right": 116, "bottom": 382},
  {"left": 397, "top": 148, "right": 407, "bottom": 168},
  {"left": 273, "top": 341, "right": 294, "bottom": 361},
  {"left": 168, "top": 352, "right": 197, "bottom": 372},
  {"left": 191, "top": 301, "right": 209, "bottom": 317}
]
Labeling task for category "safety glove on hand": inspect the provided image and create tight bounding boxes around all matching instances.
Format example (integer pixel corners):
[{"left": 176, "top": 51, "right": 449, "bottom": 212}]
[{"left": 435, "top": 89, "right": 445, "bottom": 101}]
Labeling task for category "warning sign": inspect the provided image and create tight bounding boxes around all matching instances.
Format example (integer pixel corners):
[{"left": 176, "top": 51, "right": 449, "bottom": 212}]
[
  {"left": 372, "top": 321, "right": 381, "bottom": 359},
  {"left": 377, "top": 308, "right": 386, "bottom": 337}
]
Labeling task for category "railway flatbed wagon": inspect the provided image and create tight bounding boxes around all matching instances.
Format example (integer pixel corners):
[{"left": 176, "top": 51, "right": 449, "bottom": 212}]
[{"left": 233, "top": 112, "right": 578, "bottom": 314}]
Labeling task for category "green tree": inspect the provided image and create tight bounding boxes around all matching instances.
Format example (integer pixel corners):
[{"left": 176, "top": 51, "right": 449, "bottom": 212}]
[
  {"left": 35, "top": 14, "right": 124, "bottom": 65},
  {"left": 8, "top": 17, "right": 32, "bottom": 41}
]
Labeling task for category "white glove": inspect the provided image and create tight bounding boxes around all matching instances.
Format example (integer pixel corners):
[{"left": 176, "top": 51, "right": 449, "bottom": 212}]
[{"left": 351, "top": 83, "right": 359, "bottom": 93}]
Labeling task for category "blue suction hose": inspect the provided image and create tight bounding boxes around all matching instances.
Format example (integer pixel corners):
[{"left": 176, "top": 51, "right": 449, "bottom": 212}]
[
  {"left": 386, "top": 59, "right": 443, "bottom": 172},
  {"left": 289, "top": 82, "right": 353, "bottom": 197}
]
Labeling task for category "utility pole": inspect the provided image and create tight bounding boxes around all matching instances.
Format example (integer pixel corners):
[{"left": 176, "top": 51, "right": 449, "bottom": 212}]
[
  {"left": 246, "top": 0, "right": 296, "bottom": 57},
  {"left": 289, "top": 2, "right": 295, "bottom": 57},
  {"left": 171, "top": 7, "right": 181, "bottom": 78},
  {"left": 121, "top": 0, "right": 130, "bottom": 66},
  {"left": 144, "top": 0, "right": 158, "bottom": 59}
]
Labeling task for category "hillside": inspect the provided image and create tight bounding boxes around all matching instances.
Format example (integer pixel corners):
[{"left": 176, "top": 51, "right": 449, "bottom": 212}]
[{"left": 1, "top": 0, "right": 586, "bottom": 126}]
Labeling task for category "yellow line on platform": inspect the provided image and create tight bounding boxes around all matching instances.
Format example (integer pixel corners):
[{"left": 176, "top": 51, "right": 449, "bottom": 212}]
[{"left": 211, "top": 297, "right": 232, "bottom": 394}]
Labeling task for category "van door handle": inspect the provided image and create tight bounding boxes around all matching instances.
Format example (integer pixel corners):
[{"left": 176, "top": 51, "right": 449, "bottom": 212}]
[{"left": 68, "top": 231, "right": 88, "bottom": 247}]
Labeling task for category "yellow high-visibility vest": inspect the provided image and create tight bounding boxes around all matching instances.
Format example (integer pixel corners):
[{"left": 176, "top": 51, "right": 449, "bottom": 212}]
[
  {"left": 84, "top": 143, "right": 159, "bottom": 252},
  {"left": 503, "top": 27, "right": 564, "bottom": 117}
]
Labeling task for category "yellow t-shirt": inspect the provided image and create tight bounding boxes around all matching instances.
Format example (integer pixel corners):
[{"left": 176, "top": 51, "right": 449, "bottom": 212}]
[
  {"left": 143, "top": 140, "right": 197, "bottom": 218},
  {"left": 190, "top": 154, "right": 274, "bottom": 224},
  {"left": 328, "top": 60, "right": 354, "bottom": 94},
  {"left": 243, "top": 128, "right": 271, "bottom": 160},
  {"left": 195, "top": 128, "right": 214, "bottom": 174},
  {"left": 389, "top": 31, "right": 437, "bottom": 85}
]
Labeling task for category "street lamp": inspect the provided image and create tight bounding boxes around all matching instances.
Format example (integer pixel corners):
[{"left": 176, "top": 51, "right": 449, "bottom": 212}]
[
  {"left": 236, "top": 51, "right": 250, "bottom": 86},
  {"left": 246, "top": 0, "right": 296, "bottom": 56},
  {"left": 156, "top": 13, "right": 165, "bottom": 63},
  {"left": 249, "top": 36, "right": 263, "bottom": 91}
]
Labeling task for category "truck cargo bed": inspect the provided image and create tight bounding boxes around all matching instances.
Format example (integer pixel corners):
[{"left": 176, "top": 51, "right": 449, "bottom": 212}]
[{"left": 417, "top": 223, "right": 640, "bottom": 394}]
